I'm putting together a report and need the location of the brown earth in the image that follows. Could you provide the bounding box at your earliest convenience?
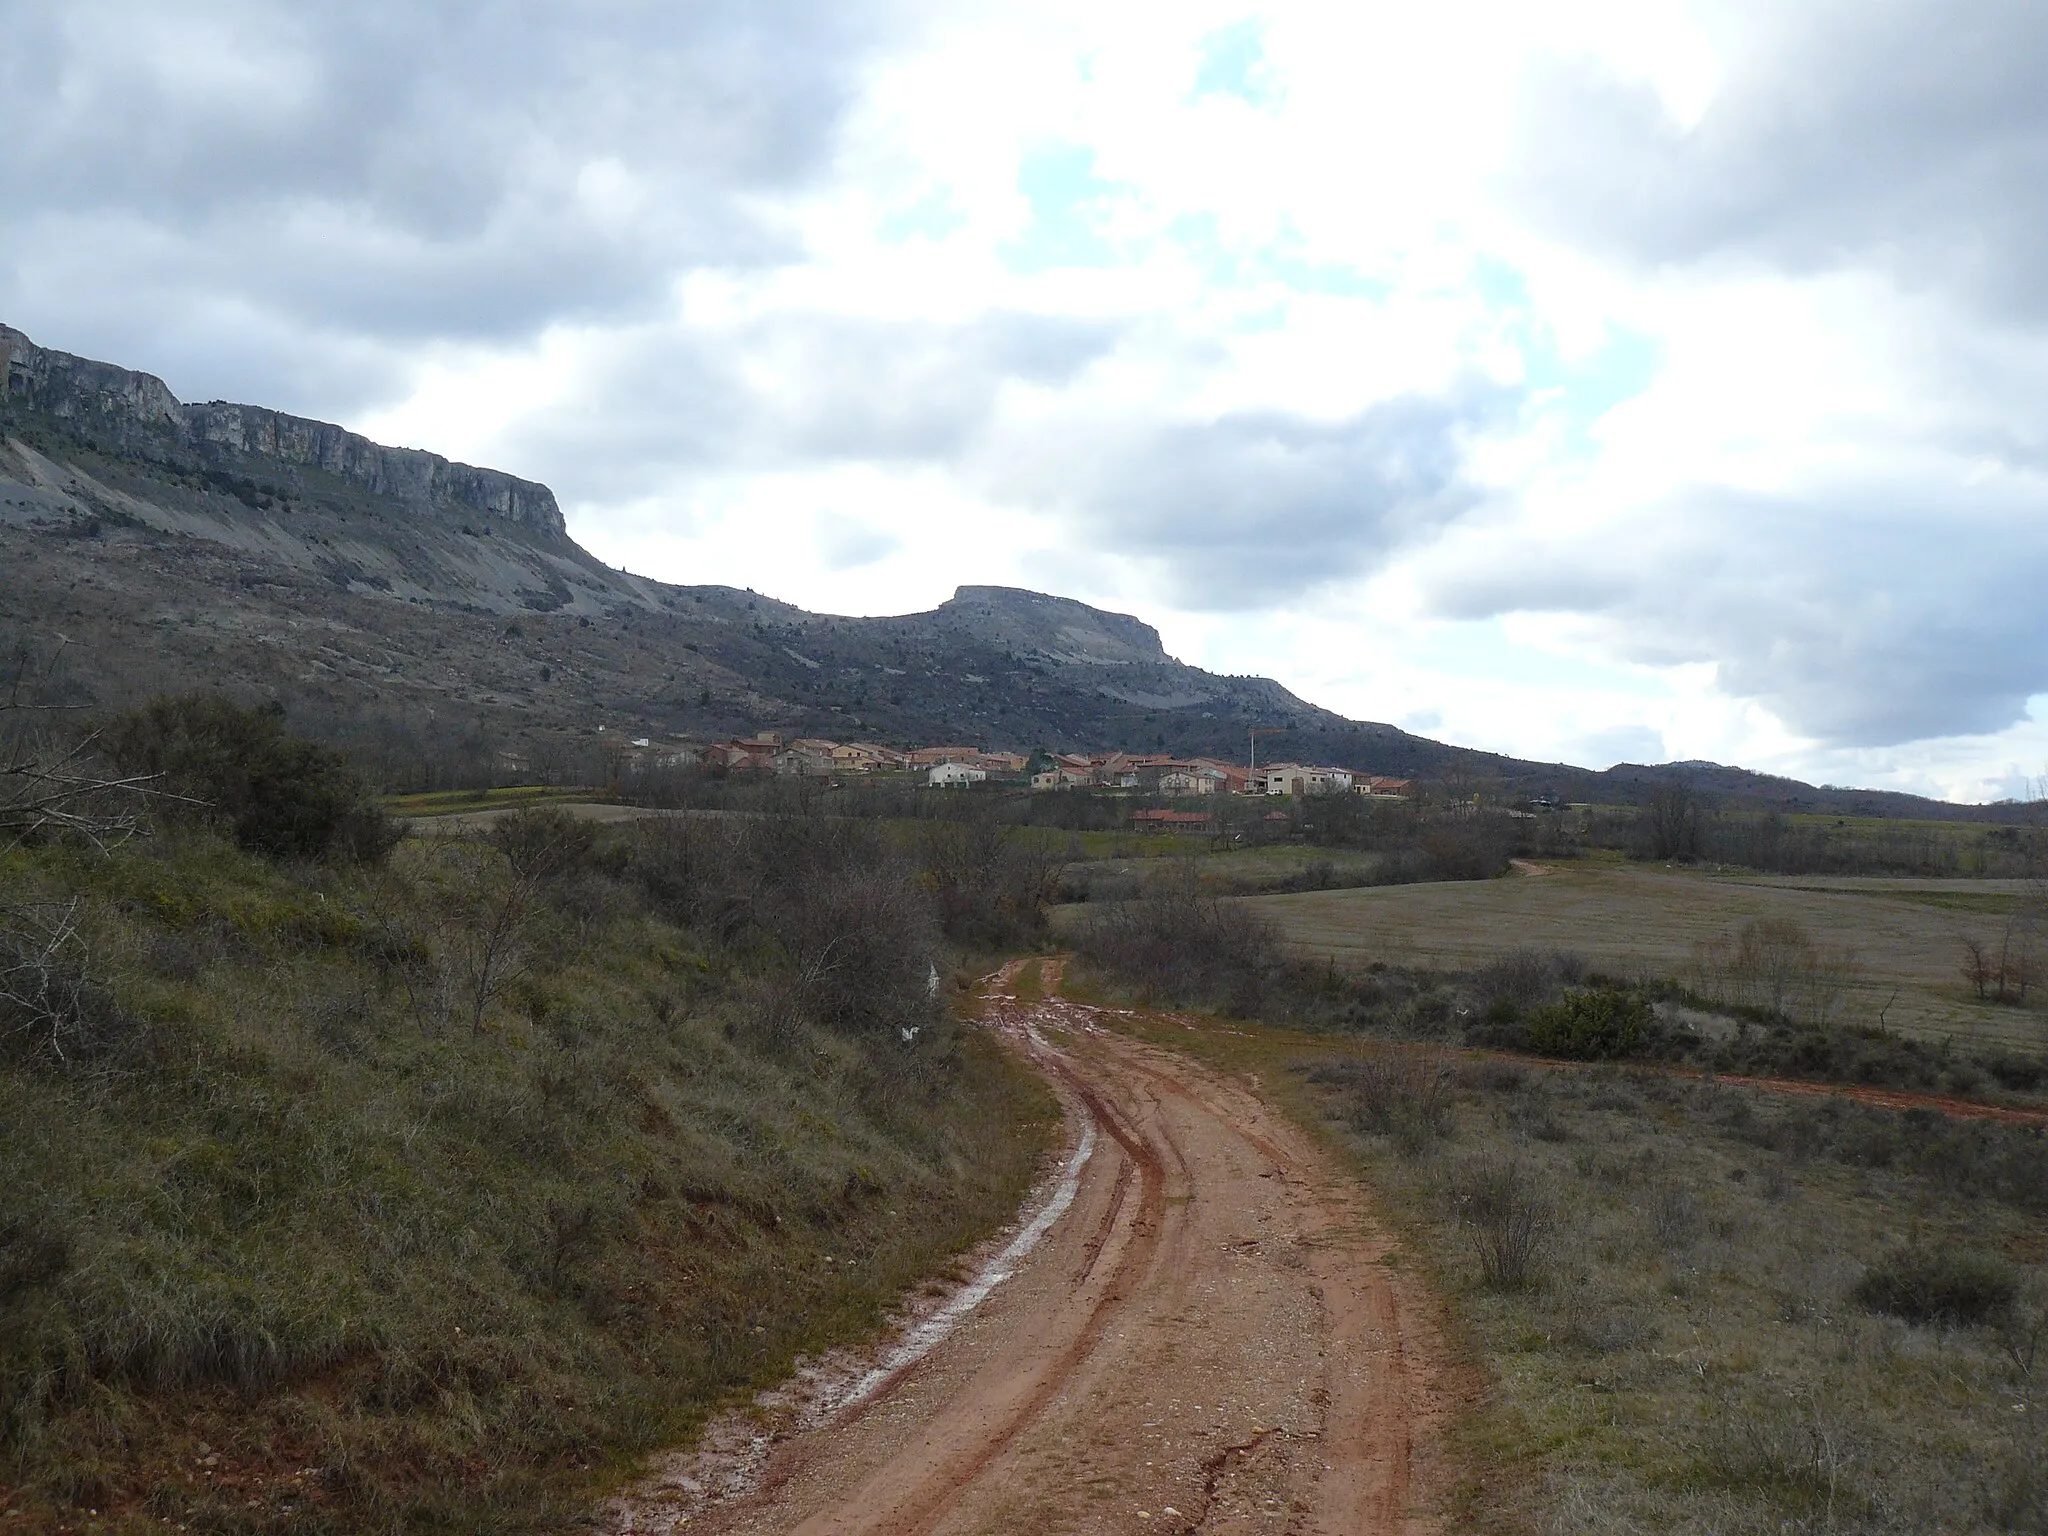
[608,961,1451,1535]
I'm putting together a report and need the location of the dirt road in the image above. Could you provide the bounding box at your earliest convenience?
[613,963,1446,1535]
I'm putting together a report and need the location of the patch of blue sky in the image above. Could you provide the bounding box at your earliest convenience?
[1000,142,1122,273]
[1262,250,1390,299]
[1165,213,1390,301]
[1469,255,1532,313]
[877,188,967,246]
[1417,617,1671,699]
[1469,255,1662,452]
[1165,213,1246,284]
[1193,19,1278,107]
[1528,327,1662,457]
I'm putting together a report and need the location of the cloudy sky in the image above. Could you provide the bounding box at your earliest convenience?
[7,0,2048,800]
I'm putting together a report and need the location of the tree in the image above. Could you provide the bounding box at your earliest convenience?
[102,693,397,862]
[1643,780,1708,861]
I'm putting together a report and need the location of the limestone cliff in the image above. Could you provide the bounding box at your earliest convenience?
[1,324,564,539]
[931,586,1169,667]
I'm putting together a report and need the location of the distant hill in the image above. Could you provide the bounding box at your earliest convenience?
[0,322,2019,818]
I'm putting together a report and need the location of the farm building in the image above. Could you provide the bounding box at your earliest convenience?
[1131,808,1213,832]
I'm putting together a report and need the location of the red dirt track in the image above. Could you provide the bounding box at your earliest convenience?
[613,961,1449,1534]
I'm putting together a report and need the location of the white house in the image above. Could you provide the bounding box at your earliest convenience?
[929,762,988,789]
[1261,764,1354,796]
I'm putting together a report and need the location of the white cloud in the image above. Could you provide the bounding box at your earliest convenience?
[9,0,2048,797]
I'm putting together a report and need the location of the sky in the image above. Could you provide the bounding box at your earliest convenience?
[7,0,2048,800]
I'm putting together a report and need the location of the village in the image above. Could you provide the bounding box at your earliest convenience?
[695,731,1413,800]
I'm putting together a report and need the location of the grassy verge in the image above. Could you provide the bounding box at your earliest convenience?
[1309,1050,2048,1534]
[1082,994,2048,1535]
[0,823,1057,1534]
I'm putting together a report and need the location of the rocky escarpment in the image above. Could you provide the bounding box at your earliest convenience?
[930,585,1170,667]
[2,324,564,538]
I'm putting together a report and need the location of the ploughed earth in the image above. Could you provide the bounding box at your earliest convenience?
[605,962,1450,1535]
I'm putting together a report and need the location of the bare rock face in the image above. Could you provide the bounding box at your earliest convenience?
[932,585,1169,667]
[1,324,565,539]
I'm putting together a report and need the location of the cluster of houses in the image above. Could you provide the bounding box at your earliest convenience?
[696,732,1412,800]
[1024,753,1409,798]
[698,733,1029,781]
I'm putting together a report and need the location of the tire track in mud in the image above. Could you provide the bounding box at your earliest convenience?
[858,1065,1170,1536]
[611,960,1448,1535]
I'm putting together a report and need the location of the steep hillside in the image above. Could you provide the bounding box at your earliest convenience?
[0,323,2009,816]
[0,324,1485,779]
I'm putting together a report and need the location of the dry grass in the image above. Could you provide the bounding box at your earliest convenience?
[1244,861,2047,1052]
[1305,1054,2048,1535]
[1105,998,2048,1536]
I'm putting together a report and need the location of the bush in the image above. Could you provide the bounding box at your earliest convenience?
[1851,1247,2018,1327]
[488,805,596,879]
[914,815,1060,950]
[103,694,397,863]
[1311,1051,1456,1154]
[1472,949,1563,1014]
[0,899,135,1070]
[1452,1156,1558,1290]
[1526,987,1652,1060]
[628,811,941,1041]
[1073,862,1282,1015]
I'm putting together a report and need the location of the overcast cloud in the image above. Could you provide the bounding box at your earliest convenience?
[6,0,2048,798]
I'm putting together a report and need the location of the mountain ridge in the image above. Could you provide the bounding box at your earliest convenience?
[0,321,2013,818]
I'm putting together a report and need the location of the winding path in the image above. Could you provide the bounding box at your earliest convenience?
[615,962,1448,1535]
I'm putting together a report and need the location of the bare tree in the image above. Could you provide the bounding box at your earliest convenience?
[0,642,160,851]
[0,897,95,1062]
[1644,781,1708,861]
[1963,935,1996,1002]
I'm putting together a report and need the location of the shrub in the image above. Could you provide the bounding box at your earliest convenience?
[103,694,397,863]
[1473,949,1561,1013]
[1073,862,1282,1016]
[1452,1156,1558,1290]
[1526,987,1652,1060]
[488,805,596,880]
[1312,1051,1456,1155]
[914,815,1060,950]
[0,899,134,1070]
[1851,1247,2018,1327]
[628,811,941,1041]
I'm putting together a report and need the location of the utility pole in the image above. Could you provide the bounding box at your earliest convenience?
[1248,726,1285,785]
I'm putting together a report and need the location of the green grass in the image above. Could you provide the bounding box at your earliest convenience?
[382,785,604,819]
[0,829,1057,1532]
[1011,827,1218,860]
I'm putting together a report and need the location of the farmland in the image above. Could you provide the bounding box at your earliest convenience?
[1242,859,2047,1052]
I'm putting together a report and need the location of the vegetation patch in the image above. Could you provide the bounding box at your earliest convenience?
[1523,986,1652,1060]
[0,779,1060,1532]
[1296,1045,2048,1535]
[1852,1247,2020,1328]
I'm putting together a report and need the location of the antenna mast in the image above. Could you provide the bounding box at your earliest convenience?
[1248,725,1285,784]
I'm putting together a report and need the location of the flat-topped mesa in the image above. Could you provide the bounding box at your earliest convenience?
[932,584,1169,666]
[1,323,566,540]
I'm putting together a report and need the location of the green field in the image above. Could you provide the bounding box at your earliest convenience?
[1242,860,2047,1052]
[382,784,606,819]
